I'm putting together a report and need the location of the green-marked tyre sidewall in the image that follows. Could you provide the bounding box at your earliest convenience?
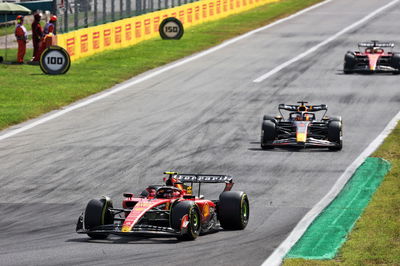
[218,191,250,230]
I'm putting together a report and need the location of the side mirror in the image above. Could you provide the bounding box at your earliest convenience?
[123,192,134,198]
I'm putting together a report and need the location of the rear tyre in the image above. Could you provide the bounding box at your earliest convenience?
[391,53,400,75]
[84,197,114,239]
[344,52,355,74]
[218,191,249,230]
[328,121,342,151]
[171,201,201,241]
[261,120,276,149]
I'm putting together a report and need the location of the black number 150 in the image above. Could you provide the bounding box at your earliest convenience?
[165,26,178,33]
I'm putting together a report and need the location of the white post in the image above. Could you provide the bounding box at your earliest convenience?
[4,13,8,62]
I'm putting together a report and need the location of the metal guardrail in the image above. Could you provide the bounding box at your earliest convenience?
[56,0,199,34]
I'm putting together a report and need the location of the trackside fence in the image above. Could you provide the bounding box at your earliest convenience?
[57,0,281,61]
[57,0,201,33]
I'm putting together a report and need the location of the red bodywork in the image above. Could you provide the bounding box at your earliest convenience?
[355,47,388,71]
[77,173,235,237]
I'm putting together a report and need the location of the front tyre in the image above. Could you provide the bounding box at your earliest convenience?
[83,197,114,239]
[329,116,342,122]
[263,115,276,122]
[171,201,201,241]
[344,52,356,74]
[328,121,343,151]
[218,191,249,230]
[261,120,276,149]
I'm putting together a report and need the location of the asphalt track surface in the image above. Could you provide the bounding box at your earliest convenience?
[0,0,399,265]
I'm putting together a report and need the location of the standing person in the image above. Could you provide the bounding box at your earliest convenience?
[43,15,57,35]
[15,15,28,64]
[40,15,57,54]
[31,13,43,62]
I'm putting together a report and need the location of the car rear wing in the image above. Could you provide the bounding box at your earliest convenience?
[358,41,395,48]
[174,174,233,184]
[164,172,234,195]
[278,104,327,112]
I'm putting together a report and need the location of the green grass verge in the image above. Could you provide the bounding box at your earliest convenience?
[0,0,322,130]
[284,121,400,265]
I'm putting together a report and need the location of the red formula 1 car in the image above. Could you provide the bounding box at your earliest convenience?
[344,41,400,74]
[261,101,342,151]
[76,172,249,241]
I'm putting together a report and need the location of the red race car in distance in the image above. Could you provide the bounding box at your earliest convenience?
[76,172,249,241]
[344,41,400,74]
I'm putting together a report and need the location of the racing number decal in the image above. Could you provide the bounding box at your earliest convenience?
[159,17,184,40]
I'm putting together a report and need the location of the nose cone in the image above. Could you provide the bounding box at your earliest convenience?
[296,132,306,143]
[368,54,380,71]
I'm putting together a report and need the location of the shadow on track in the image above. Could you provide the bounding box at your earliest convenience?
[248,141,333,152]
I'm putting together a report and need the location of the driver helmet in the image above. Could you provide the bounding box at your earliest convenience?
[172,190,181,198]
[163,191,173,199]
[146,187,156,197]
[304,114,311,121]
[295,114,302,121]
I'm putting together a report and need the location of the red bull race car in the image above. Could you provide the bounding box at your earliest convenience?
[343,41,400,74]
[76,172,249,241]
[261,101,342,151]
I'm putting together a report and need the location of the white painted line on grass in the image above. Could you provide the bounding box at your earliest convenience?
[0,0,332,142]
[253,0,400,83]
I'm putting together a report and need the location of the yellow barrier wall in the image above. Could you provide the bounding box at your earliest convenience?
[57,0,280,61]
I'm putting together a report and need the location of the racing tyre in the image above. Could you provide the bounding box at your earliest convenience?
[84,197,114,239]
[218,191,249,230]
[329,116,342,122]
[328,121,342,151]
[343,52,355,74]
[391,53,400,75]
[171,201,201,241]
[263,115,275,122]
[261,120,276,149]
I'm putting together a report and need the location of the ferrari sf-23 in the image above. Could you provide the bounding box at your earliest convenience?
[344,41,400,74]
[260,101,342,151]
[76,172,249,240]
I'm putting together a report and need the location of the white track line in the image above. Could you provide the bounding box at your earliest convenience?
[262,111,400,266]
[0,0,332,141]
[253,0,400,83]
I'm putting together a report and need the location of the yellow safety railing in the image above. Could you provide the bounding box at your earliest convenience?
[57,0,280,61]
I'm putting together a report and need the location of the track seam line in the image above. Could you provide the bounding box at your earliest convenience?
[253,0,400,83]
[0,0,332,141]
